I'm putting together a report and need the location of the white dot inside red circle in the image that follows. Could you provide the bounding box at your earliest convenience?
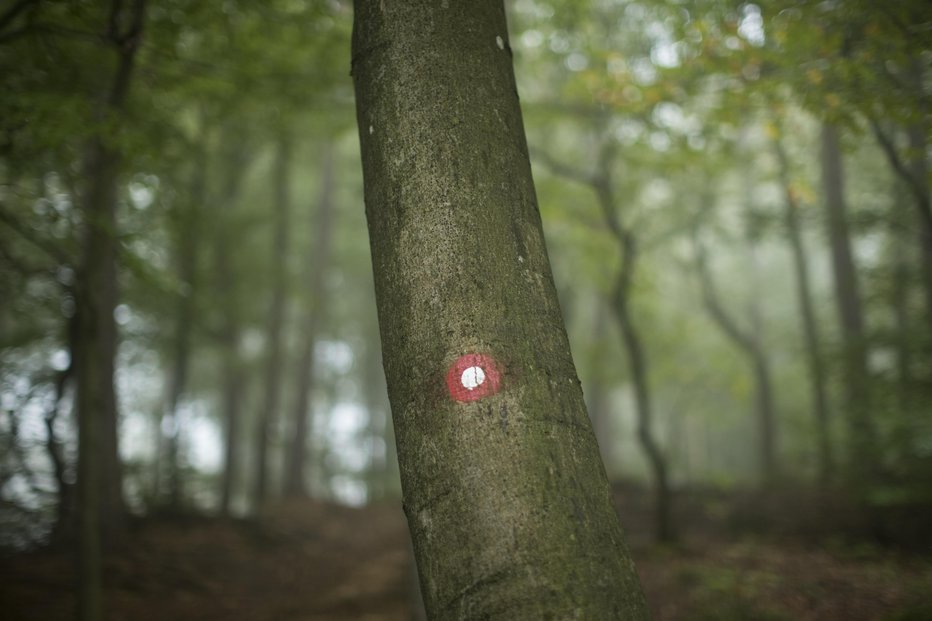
[460,366,486,391]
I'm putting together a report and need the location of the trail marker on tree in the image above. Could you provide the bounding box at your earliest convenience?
[446,353,502,402]
[351,0,648,617]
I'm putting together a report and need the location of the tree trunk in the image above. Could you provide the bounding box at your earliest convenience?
[738,147,779,488]
[351,2,648,618]
[906,122,932,329]
[890,184,914,413]
[47,358,74,542]
[162,132,207,510]
[774,137,833,486]
[283,142,335,497]
[820,123,877,483]
[906,57,932,324]
[609,254,674,543]
[694,232,778,486]
[218,310,244,517]
[254,135,292,509]
[217,140,249,516]
[888,178,917,461]
[74,1,145,618]
[75,60,128,547]
[869,61,932,323]
[600,215,674,543]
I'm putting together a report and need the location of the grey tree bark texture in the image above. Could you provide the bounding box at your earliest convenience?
[351,1,648,619]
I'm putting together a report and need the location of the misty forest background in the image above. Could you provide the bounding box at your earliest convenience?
[1,1,932,620]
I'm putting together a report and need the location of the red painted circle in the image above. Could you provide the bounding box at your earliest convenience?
[446,353,502,402]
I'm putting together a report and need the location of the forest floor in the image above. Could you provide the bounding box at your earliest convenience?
[2,486,931,621]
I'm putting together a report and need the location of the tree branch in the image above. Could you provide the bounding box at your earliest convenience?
[693,229,755,355]
[529,145,598,187]
[869,117,931,220]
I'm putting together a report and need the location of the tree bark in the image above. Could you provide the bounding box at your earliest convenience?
[820,123,877,483]
[283,142,335,497]
[774,136,833,486]
[254,135,292,509]
[351,2,648,618]
[74,1,145,618]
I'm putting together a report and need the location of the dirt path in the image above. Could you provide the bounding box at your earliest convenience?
[2,498,930,620]
[1,501,415,621]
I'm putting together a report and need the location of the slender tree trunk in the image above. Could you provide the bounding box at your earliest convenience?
[75,74,126,545]
[537,137,674,543]
[49,307,79,542]
[890,186,913,413]
[74,1,145,618]
[906,123,932,328]
[283,143,335,497]
[752,353,776,480]
[74,299,104,621]
[820,123,876,483]
[603,224,674,542]
[871,121,932,323]
[887,179,917,463]
[870,61,932,323]
[162,134,207,510]
[217,141,249,516]
[352,2,648,617]
[218,304,244,516]
[774,137,833,486]
[906,58,932,323]
[535,133,674,541]
[893,252,912,407]
[739,148,779,488]
[254,135,292,509]
[594,139,674,540]
[694,232,778,486]
[47,359,74,542]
